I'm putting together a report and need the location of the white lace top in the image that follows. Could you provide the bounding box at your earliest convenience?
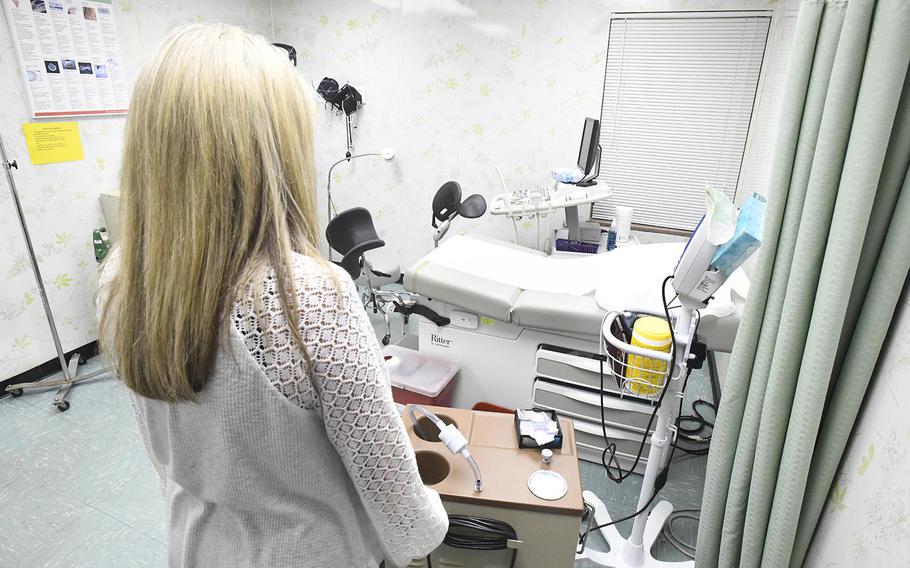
[110,253,448,567]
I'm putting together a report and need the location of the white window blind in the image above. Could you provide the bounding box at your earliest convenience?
[591,12,771,231]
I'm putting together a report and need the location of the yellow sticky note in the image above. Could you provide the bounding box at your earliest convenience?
[22,122,84,165]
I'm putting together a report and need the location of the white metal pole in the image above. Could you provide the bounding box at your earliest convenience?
[622,306,695,564]
[0,132,72,380]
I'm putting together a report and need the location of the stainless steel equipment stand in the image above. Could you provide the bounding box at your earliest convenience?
[1,132,107,411]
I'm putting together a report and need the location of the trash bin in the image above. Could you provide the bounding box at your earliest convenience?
[383,344,458,407]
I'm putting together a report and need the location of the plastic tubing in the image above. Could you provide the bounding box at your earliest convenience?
[408,405,484,493]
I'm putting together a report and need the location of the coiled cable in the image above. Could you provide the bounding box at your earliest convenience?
[662,508,701,559]
[444,515,519,568]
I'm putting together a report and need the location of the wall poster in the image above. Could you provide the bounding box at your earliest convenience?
[3,0,128,118]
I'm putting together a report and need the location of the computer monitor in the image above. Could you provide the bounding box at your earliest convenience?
[576,117,601,187]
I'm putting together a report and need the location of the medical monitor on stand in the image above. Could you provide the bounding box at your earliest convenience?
[576,117,601,187]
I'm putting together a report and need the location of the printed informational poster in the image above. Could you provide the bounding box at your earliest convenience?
[22,121,84,164]
[2,0,128,118]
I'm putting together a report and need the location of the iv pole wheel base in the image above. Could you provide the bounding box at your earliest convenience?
[576,490,694,568]
[8,388,23,398]
[55,400,70,412]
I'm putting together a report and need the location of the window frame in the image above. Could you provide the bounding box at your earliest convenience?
[590,9,774,233]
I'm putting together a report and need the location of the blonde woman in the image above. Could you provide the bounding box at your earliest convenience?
[98,24,447,567]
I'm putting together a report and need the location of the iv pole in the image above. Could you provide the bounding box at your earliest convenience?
[1,132,106,411]
[577,305,697,568]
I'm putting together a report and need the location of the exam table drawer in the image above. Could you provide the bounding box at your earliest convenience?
[571,417,652,460]
[536,345,628,396]
[532,379,655,434]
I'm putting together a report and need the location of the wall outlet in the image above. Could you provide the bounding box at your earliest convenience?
[450,310,479,330]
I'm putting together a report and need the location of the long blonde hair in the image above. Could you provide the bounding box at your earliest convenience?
[100,24,324,401]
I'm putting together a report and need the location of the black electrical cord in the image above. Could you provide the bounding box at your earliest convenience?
[581,275,681,550]
[444,515,519,568]
[672,398,713,456]
[584,276,713,548]
[677,399,715,439]
[583,460,673,542]
[669,310,719,462]
[599,356,659,483]
[674,398,714,457]
[597,275,678,483]
[677,351,720,446]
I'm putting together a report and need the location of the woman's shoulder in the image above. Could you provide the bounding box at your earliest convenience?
[288,252,351,286]
[285,253,358,308]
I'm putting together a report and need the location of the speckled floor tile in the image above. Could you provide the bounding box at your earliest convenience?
[0,476,92,564]
[18,508,167,568]
[87,464,167,544]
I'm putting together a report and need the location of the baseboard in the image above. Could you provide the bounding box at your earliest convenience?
[1,341,99,396]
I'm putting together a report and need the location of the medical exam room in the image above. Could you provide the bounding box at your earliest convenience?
[2,0,909,566]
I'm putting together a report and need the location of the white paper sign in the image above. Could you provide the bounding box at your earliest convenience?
[3,0,129,119]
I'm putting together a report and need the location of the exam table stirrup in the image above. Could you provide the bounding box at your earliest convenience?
[326,207,449,344]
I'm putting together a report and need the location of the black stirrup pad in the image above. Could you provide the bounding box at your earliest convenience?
[432,181,463,226]
[326,207,386,280]
[457,193,487,219]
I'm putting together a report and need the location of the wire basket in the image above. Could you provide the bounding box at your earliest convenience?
[602,311,675,403]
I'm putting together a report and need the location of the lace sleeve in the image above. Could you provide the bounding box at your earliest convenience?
[294,258,448,566]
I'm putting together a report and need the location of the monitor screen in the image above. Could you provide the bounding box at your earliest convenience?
[577,117,600,175]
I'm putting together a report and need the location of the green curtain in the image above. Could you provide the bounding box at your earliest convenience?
[695,1,910,567]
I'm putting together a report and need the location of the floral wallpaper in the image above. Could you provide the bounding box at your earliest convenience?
[278,0,799,266]
[0,0,799,381]
[0,1,272,380]
[805,294,910,567]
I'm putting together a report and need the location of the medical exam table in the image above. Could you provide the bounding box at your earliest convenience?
[403,234,747,468]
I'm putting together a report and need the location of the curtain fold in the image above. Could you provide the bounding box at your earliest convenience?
[790,76,910,567]
[695,1,910,566]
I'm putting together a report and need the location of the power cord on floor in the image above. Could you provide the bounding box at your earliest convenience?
[578,462,672,550]
[662,508,701,559]
[677,399,715,440]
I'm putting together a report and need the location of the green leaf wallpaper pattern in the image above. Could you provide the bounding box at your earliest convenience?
[858,444,875,476]
[807,299,910,567]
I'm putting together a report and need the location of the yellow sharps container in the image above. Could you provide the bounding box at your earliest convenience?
[625,316,672,397]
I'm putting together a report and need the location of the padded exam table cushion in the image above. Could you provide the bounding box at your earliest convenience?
[404,234,747,347]
[405,261,520,323]
[404,234,619,335]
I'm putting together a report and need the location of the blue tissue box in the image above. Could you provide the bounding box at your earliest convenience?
[711,192,766,276]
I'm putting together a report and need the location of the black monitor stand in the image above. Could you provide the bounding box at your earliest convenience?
[574,145,601,187]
